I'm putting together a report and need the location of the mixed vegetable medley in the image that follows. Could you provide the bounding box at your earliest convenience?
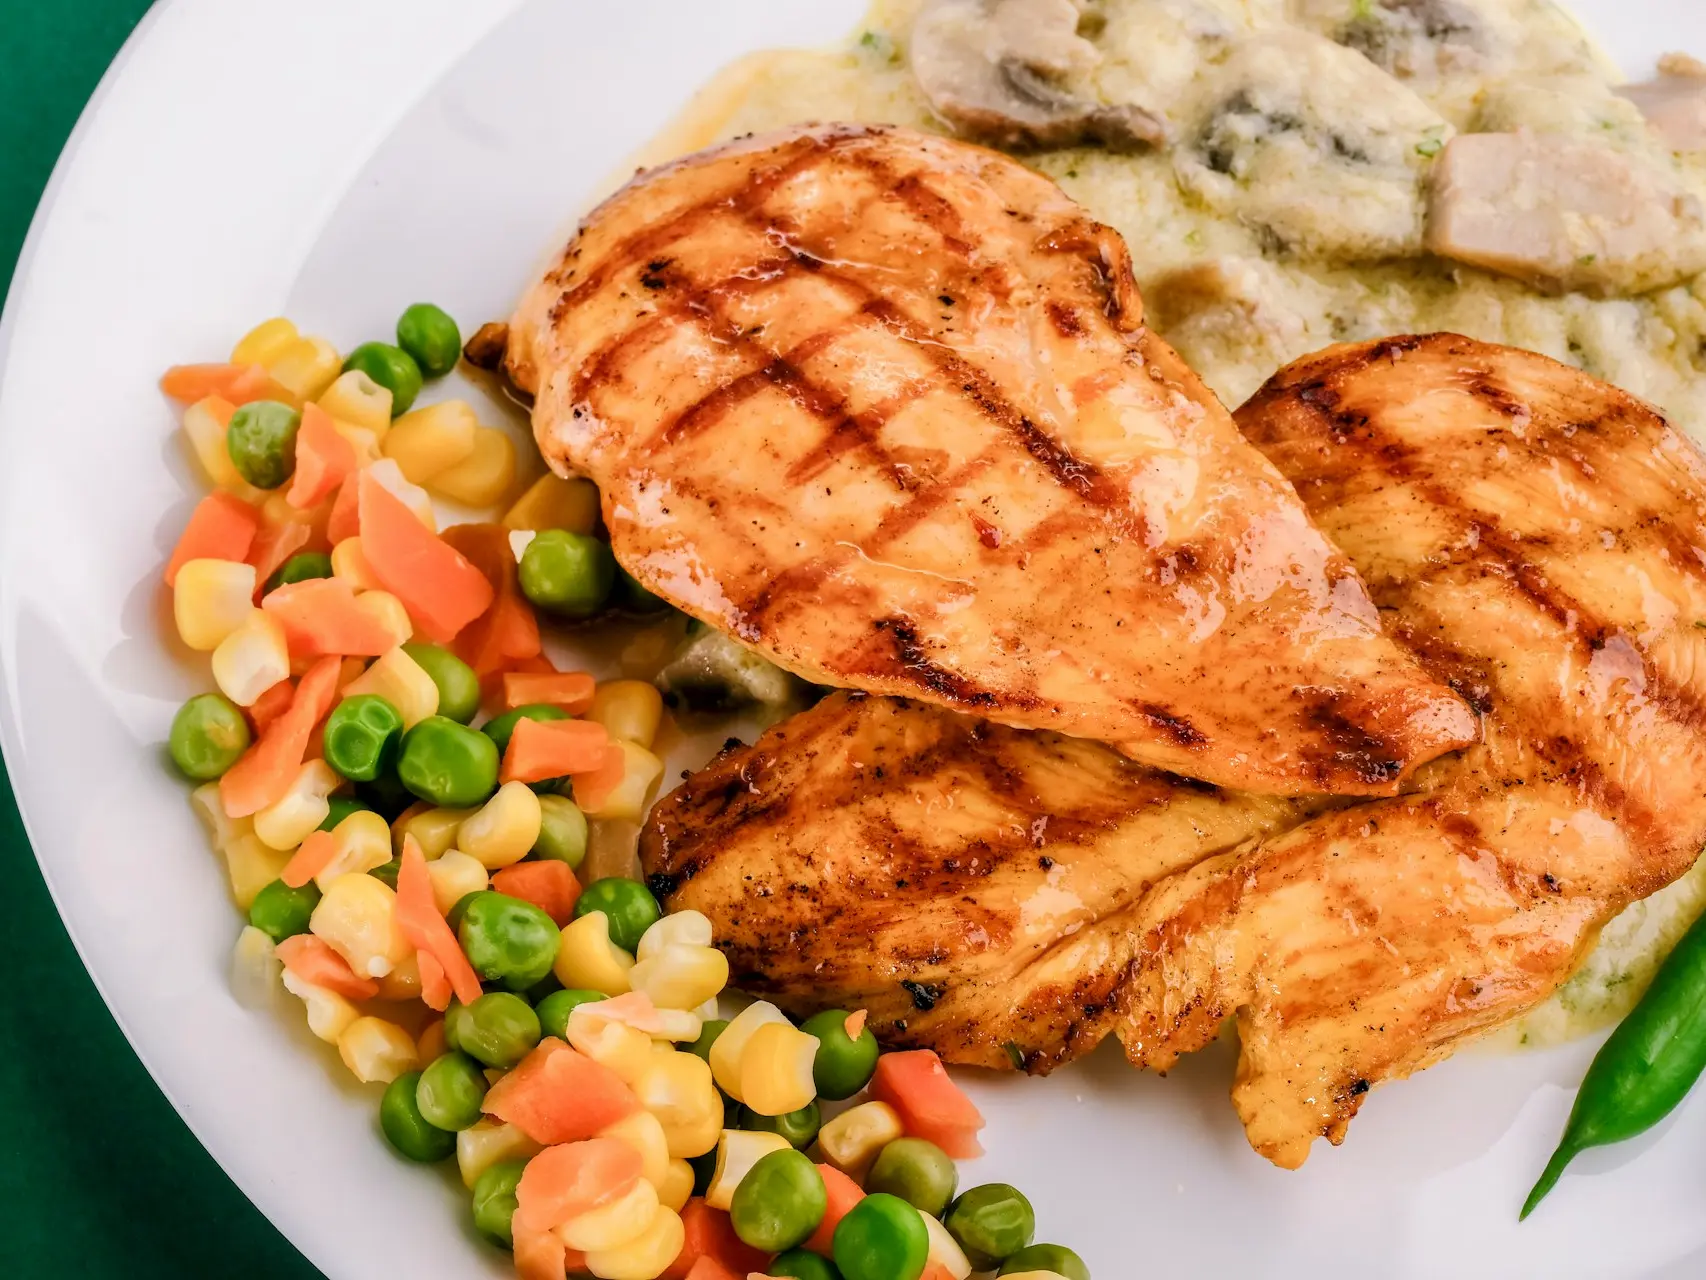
[156,308,1090,1279]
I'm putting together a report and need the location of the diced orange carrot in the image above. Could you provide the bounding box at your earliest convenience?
[247,519,312,595]
[512,1225,567,1280]
[682,1259,741,1280]
[395,837,484,1008]
[247,679,295,735]
[418,950,452,1013]
[515,1138,645,1234]
[261,577,399,658]
[804,1164,865,1256]
[275,934,380,1001]
[921,1265,958,1280]
[326,473,363,545]
[569,740,628,813]
[279,829,338,889]
[502,718,612,785]
[164,493,259,587]
[664,1200,769,1279]
[160,362,287,406]
[287,403,358,510]
[359,472,493,642]
[220,656,341,817]
[868,1049,986,1159]
[502,671,596,714]
[443,523,541,676]
[844,1010,868,1040]
[491,860,582,927]
[482,1038,640,1145]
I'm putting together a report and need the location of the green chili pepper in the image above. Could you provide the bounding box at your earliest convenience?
[1522,907,1706,1218]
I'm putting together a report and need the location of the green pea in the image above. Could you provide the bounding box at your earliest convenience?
[456,991,541,1069]
[472,1158,527,1249]
[866,1138,957,1219]
[343,341,423,416]
[442,998,473,1054]
[688,1019,728,1065]
[519,529,615,619]
[415,1051,489,1132]
[400,643,481,724]
[770,1251,843,1280]
[459,891,561,990]
[226,399,301,489]
[730,1149,826,1253]
[399,715,499,807]
[368,858,401,890]
[800,1010,881,1101]
[571,878,661,954]
[380,1072,456,1163]
[616,565,670,614]
[533,795,589,868]
[320,795,375,831]
[536,988,608,1041]
[322,694,405,783]
[396,303,463,379]
[247,878,321,943]
[832,1193,928,1280]
[1000,1244,1091,1280]
[446,891,480,935]
[168,693,251,781]
[944,1184,1034,1270]
[737,1100,822,1150]
[265,551,334,593]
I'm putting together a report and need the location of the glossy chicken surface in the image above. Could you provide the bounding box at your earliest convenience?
[509,124,1475,795]
[644,335,1706,1169]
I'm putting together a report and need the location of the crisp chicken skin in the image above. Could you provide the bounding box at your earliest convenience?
[509,123,1475,796]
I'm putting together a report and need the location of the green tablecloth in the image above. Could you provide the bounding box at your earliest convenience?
[0,4,320,1274]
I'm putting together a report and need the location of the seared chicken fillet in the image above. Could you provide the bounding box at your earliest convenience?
[509,124,1475,796]
[644,335,1706,1169]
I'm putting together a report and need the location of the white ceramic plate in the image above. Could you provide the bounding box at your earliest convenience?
[3,2,1703,1277]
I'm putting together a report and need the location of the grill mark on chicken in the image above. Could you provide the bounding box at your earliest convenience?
[872,618,1003,709]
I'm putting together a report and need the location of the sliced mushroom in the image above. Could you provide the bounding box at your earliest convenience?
[1425,130,1706,293]
[910,0,1168,152]
[1617,54,1706,153]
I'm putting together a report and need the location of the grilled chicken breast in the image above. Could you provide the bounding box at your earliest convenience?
[509,124,1475,795]
[643,335,1706,1169]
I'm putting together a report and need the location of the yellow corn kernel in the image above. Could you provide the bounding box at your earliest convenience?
[432,426,517,507]
[383,399,477,485]
[253,759,341,850]
[502,472,601,533]
[588,681,663,750]
[705,1130,792,1212]
[567,1013,654,1085]
[229,924,281,1011]
[316,369,393,435]
[337,1016,418,1084]
[582,1202,684,1280]
[417,1017,447,1064]
[173,559,257,651]
[599,1109,670,1191]
[330,537,382,590]
[636,910,713,962]
[191,781,252,850]
[707,1000,790,1102]
[924,1213,973,1279]
[311,872,411,978]
[391,803,473,861]
[458,782,542,871]
[378,951,422,1002]
[368,458,437,529]
[557,1177,658,1253]
[343,646,439,728]
[818,1101,904,1182]
[353,590,413,648]
[181,397,266,500]
[658,1160,694,1214]
[428,849,489,914]
[314,809,393,888]
[232,316,300,366]
[632,1050,723,1159]
[222,833,292,910]
[738,1022,819,1117]
[281,968,360,1043]
[554,911,635,996]
[577,740,664,823]
[457,1119,543,1189]
[211,610,290,707]
[629,944,728,1013]
[270,335,343,401]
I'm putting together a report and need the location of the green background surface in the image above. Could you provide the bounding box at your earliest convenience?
[0,3,321,1275]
